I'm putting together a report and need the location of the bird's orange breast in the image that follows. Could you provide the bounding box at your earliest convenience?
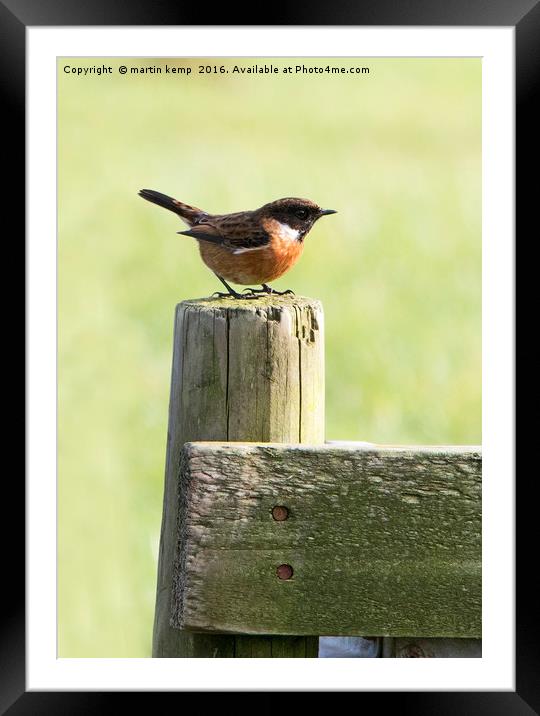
[198,220,304,285]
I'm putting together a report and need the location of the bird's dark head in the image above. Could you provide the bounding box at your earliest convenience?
[259,197,337,241]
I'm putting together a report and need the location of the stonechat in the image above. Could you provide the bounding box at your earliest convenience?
[138,189,337,298]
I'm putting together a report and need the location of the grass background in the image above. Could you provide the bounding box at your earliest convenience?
[58,57,481,656]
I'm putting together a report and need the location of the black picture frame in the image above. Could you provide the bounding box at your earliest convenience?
[11,0,528,711]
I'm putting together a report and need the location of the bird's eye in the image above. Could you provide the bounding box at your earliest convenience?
[295,208,308,219]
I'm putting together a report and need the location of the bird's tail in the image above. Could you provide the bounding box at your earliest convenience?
[138,189,205,226]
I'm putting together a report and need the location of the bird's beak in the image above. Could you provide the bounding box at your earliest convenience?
[319,209,337,216]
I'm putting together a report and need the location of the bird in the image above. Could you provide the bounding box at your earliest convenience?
[138,189,337,298]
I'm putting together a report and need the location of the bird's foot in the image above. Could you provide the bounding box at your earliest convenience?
[243,284,295,296]
[242,287,265,295]
[269,288,295,296]
[211,290,260,300]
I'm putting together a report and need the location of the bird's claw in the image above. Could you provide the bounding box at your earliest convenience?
[211,290,260,300]
[272,288,295,296]
[261,288,295,296]
[242,285,295,296]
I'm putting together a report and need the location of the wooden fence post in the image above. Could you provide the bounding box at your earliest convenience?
[152,296,324,657]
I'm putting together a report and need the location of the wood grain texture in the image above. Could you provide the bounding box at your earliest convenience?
[383,637,482,658]
[172,443,481,637]
[152,296,324,657]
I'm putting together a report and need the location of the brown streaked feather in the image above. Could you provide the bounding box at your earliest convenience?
[179,218,270,252]
[178,223,224,245]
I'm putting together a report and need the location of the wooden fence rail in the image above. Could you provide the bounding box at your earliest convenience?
[173,442,481,637]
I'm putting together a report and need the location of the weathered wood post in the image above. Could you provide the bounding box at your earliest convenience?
[153,296,324,657]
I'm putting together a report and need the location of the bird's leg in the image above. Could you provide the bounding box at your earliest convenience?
[212,275,260,300]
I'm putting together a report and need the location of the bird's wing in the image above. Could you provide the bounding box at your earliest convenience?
[178,224,224,244]
[178,218,270,253]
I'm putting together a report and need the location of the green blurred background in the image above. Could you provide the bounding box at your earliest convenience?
[58,57,481,656]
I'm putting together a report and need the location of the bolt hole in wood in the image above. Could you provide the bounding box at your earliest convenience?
[276,564,294,580]
[271,505,289,521]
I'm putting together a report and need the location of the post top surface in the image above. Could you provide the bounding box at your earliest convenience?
[178,295,322,311]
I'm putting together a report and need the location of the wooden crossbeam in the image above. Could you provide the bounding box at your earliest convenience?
[172,442,481,638]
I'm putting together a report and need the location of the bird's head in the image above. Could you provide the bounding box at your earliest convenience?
[259,198,337,241]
